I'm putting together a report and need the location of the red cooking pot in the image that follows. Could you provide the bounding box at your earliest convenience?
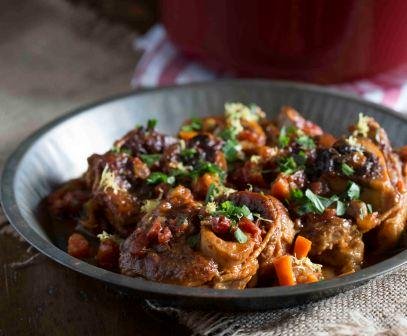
[161,0,407,83]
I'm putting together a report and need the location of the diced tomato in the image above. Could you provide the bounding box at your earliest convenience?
[238,217,260,236]
[210,216,231,234]
[67,233,90,259]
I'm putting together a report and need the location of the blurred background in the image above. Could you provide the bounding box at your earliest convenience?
[2,0,407,178]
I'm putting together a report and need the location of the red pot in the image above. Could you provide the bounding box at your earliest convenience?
[161,0,407,83]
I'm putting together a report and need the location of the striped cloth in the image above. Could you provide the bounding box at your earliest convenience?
[132,25,407,113]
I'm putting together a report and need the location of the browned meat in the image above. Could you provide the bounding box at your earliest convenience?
[114,126,177,156]
[300,213,364,274]
[67,233,90,259]
[277,106,323,136]
[47,179,90,218]
[120,239,218,286]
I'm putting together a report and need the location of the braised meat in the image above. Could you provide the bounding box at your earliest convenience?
[45,103,406,289]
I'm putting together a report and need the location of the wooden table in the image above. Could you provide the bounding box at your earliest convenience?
[0,1,189,334]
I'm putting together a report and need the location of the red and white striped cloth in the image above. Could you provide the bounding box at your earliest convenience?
[132,25,407,113]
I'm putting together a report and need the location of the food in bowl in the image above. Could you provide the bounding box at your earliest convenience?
[45,103,407,288]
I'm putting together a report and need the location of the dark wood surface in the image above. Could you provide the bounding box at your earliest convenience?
[0,206,190,336]
[0,1,189,335]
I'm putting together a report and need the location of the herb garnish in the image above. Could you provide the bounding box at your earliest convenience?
[180,147,197,159]
[296,135,315,150]
[140,154,161,167]
[341,163,354,176]
[181,118,202,132]
[147,118,157,131]
[346,182,360,200]
[146,172,175,185]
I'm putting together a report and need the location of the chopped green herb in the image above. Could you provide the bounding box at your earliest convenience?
[180,147,197,159]
[336,200,347,216]
[192,161,226,181]
[217,201,253,221]
[291,188,304,200]
[147,118,157,130]
[205,183,219,203]
[305,189,329,214]
[341,163,355,176]
[367,203,373,213]
[181,118,202,132]
[297,135,315,150]
[278,126,289,148]
[147,172,175,185]
[294,151,307,166]
[234,228,248,244]
[346,182,361,200]
[278,156,298,175]
[223,138,241,162]
[140,154,161,167]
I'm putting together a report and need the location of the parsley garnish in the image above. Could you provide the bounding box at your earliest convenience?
[147,118,157,131]
[146,172,175,185]
[223,138,241,162]
[297,135,315,150]
[180,147,197,159]
[205,183,219,203]
[336,200,347,216]
[290,188,304,200]
[278,126,289,148]
[192,161,226,181]
[216,201,253,221]
[367,203,373,213]
[341,163,354,176]
[234,227,248,243]
[346,182,360,200]
[278,151,307,175]
[140,154,161,167]
[181,118,202,132]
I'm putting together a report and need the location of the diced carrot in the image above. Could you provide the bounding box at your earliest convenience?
[305,274,319,283]
[317,133,336,148]
[294,235,312,259]
[273,255,296,286]
[270,175,290,200]
[178,130,198,140]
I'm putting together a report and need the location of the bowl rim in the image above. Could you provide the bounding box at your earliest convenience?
[1,79,406,301]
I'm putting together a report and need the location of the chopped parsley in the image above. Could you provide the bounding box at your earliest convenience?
[140,154,161,167]
[192,161,226,181]
[367,203,373,213]
[234,227,248,243]
[146,172,175,185]
[346,182,361,200]
[278,151,306,175]
[290,188,304,200]
[181,118,202,132]
[223,138,241,162]
[147,118,157,131]
[278,126,290,148]
[205,183,219,203]
[336,200,347,216]
[180,147,197,159]
[296,135,315,150]
[341,163,354,176]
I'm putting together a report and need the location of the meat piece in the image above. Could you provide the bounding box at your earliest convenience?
[96,238,120,270]
[277,106,323,136]
[238,119,266,152]
[300,214,364,274]
[210,192,296,287]
[200,226,257,269]
[186,133,226,169]
[114,127,177,156]
[374,193,407,252]
[67,233,90,259]
[47,179,90,218]
[120,238,218,286]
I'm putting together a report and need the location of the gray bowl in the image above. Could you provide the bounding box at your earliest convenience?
[1,80,406,310]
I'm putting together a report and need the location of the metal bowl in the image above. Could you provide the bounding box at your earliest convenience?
[1,80,406,310]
